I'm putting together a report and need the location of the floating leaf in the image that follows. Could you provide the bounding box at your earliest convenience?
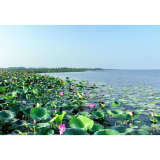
[69,115,94,131]
[94,129,119,135]
[30,108,50,121]
[0,110,15,121]
[63,128,89,135]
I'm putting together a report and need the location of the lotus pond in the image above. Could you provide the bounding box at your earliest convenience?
[0,70,160,135]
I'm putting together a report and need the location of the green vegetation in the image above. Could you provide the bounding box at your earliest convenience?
[0,68,104,73]
[0,70,159,135]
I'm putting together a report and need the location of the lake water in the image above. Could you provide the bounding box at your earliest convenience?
[41,70,160,91]
[41,70,160,134]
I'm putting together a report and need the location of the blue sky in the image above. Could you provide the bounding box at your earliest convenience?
[0,25,160,69]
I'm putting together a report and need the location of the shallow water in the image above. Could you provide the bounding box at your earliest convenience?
[41,69,160,91]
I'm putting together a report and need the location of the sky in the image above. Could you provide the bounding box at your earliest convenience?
[0,25,160,69]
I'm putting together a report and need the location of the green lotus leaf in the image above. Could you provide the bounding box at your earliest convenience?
[0,110,16,121]
[22,133,28,135]
[36,122,50,129]
[134,121,146,126]
[30,108,50,121]
[1,95,14,100]
[33,89,39,95]
[65,115,76,120]
[150,119,157,123]
[130,125,138,128]
[19,132,34,136]
[0,86,7,93]
[36,128,54,135]
[78,112,91,118]
[154,116,160,122]
[111,125,126,133]
[140,125,151,131]
[90,124,104,132]
[132,110,141,117]
[110,109,123,116]
[94,129,119,135]
[50,111,66,123]
[69,115,94,131]
[45,102,54,108]
[12,120,27,129]
[17,89,25,94]
[125,113,138,120]
[123,132,136,136]
[63,128,89,135]
[138,129,149,135]
[12,100,20,105]
[112,101,122,107]
[92,111,107,119]
[9,106,21,112]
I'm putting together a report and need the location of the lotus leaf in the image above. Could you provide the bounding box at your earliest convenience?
[36,122,50,129]
[134,121,146,126]
[138,129,149,135]
[90,124,104,132]
[78,112,91,118]
[110,109,123,116]
[9,106,21,112]
[0,86,7,93]
[50,111,66,124]
[111,125,126,133]
[30,108,50,121]
[36,128,54,135]
[12,120,27,129]
[94,129,119,135]
[63,128,89,135]
[1,95,14,100]
[69,115,94,131]
[92,111,107,119]
[112,101,122,107]
[0,110,16,121]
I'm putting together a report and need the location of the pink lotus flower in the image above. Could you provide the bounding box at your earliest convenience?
[37,80,39,82]
[100,99,104,102]
[59,124,66,135]
[89,104,95,108]
[87,92,90,94]
[74,93,76,94]
[30,82,33,84]
[59,92,63,96]
[9,79,12,81]
[62,80,64,82]
[68,83,70,85]
[151,112,154,117]
[22,100,26,104]
[103,93,106,95]
[82,93,84,95]
[40,82,43,84]
[71,87,74,89]
[131,110,133,114]
[34,119,36,124]
[46,87,48,89]
[92,83,94,85]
